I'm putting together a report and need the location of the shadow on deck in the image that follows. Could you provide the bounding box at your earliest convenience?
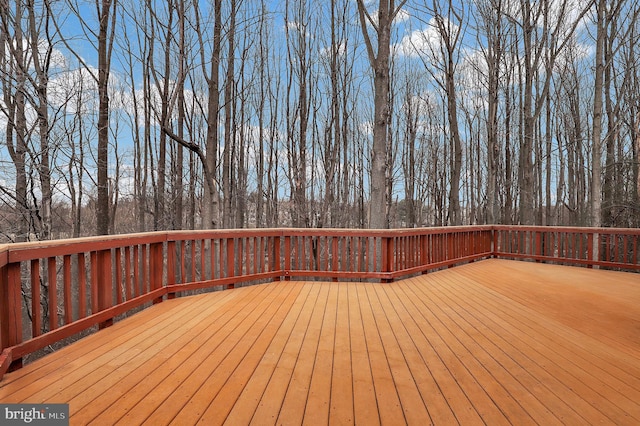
[1,259,639,425]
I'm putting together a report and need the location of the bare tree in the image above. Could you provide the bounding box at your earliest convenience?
[356,0,408,229]
[96,0,117,235]
[591,0,606,229]
[0,0,29,241]
[476,0,506,224]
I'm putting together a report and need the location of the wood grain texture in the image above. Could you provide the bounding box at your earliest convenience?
[0,259,639,425]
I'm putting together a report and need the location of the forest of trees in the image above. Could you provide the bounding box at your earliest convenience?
[1,0,639,243]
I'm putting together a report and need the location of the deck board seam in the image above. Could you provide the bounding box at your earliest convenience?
[436,264,640,423]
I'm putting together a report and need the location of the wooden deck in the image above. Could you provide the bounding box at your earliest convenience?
[1,259,639,425]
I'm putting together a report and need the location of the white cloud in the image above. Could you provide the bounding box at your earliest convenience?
[365,7,412,27]
[320,39,347,58]
[359,120,373,137]
[394,8,411,23]
[49,66,99,113]
[393,17,459,59]
[34,39,68,70]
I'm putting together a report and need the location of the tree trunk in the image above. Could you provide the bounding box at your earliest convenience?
[202,0,222,230]
[591,0,605,229]
[355,0,406,229]
[97,0,115,236]
[222,0,237,228]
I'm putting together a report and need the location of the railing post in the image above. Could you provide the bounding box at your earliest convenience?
[274,235,281,281]
[331,236,339,282]
[1,262,23,371]
[226,238,235,289]
[47,257,58,331]
[150,242,164,303]
[420,235,428,274]
[447,232,455,268]
[284,235,291,281]
[382,236,394,283]
[167,241,177,299]
[588,233,595,268]
[97,249,113,329]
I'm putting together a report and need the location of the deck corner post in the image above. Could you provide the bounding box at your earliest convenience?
[382,236,394,283]
[273,235,281,281]
[284,235,291,281]
[97,249,113,329]
[588,232,598,269]
[0,261,23,371]
[167,240,177,299]
[331,236,339,282]
[150,242,164,303]
[226,238,235,289]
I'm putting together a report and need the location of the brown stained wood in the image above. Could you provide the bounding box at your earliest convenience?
[220,282,314,425]
[0,296,198,400]
[188,282,302,425]
[302,282,338,424]
[77,253,86,320]
[67,291,240,423]
[328,284,354,425]
[1,260,639,425]
[422,271,616,424]
[347,283,381,426]
[355,284,405,424]
[106,284,283,425]
[276,284,330,425]
[364,284,431,425]
[30,259,41,338]
[161,283,297,424]
[244,283,322,424]
[47,257,57,331]
[461,260,640,354]
[115,249,123,305]
[63,255,72,325]
[403,276,557,425]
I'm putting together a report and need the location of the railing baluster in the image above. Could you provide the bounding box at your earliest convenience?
[63,255,72,325]
[124,247,132,300]
[181,241,187,283]
[78,253,86,318]
[252,237,258,275]
[245,237,250,275]
[97,249,113,329]
[115,249,123,305]
[48,257,58,331]
[284,236,291,280]
[201,240,207,281]
[2,262,23,370]
[150,242,163,303]
[189,241,196,283]
[142,244,149,294]
[133,245,140,297]
[167,241,176,296]
[227,238,235,289]
[1,225,638,380]
[212,238,216,280]
[31,259,41,337]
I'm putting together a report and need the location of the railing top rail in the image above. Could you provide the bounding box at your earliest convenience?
[5,232,167,263]
[0,225,638,264]
[0,245,7,268]
[492,225,640,235]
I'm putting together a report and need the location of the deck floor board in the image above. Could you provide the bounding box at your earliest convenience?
[1,259,639,425]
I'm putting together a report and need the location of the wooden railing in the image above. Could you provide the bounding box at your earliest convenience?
[494,226,640,270]
[0,225,637,379]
